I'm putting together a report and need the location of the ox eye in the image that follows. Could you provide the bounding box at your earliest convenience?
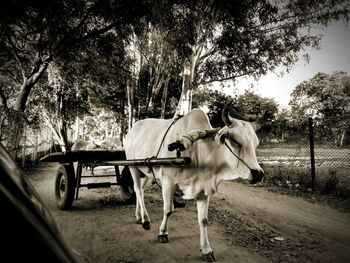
[229,137,241,147]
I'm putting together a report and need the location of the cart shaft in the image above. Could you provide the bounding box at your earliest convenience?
[95,156,191,167]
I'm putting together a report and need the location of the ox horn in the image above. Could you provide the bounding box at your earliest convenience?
[222,102,263,127]
[222,102,243,126]
[251,110,269,131]
[221,102,233,126]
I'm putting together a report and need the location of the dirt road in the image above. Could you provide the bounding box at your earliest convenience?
[27,163,350,263]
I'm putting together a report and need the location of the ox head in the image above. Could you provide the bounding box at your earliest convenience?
[215,104,264,184]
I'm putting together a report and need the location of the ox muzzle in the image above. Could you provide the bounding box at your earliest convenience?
[250,169,264,184]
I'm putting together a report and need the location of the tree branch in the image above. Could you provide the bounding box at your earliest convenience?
[42,109,62,142]
[199,70,255,85]
[15,59,49,112]
[71,0,104,35]
[2,23,26,82]
[253,2,345,33]
[199,43,218,62]
[75,21,120,43]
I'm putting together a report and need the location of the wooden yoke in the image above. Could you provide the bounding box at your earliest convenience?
[168,128,220,153]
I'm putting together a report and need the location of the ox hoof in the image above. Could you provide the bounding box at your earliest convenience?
[158,234,169,243]
[142,221,151,230]
[201,251,216,262]
[135,218,142,224]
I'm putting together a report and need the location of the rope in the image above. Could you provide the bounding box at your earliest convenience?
[144,156,162,189]
[148,117,180,189]
[155,118,179,157]
[224,139,252,171]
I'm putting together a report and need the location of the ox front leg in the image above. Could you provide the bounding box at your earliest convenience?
[130,168,151,230]
[197,195,215,262]
[158,178,176,243]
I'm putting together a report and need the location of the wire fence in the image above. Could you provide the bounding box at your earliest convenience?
[2,109,349,197]
[257,118,350,197]
[14,125,57,168]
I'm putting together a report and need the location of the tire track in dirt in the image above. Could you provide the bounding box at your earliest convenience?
[211,182,350,263]
[27,163,350,262]
[208,202,311,262]
[28,163,265,262]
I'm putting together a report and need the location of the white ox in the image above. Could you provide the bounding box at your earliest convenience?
[124,108,264,262]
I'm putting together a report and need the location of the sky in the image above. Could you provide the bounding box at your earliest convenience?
[216,21,350,109]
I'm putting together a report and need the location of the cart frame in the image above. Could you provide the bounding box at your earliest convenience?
[40,150,191,210]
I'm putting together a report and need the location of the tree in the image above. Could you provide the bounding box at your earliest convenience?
[151,0,349,115]
[193,88,278,128]
[1,0,349,159]
[9,28,130,153]
[192,87,232,127]
[122,22,183,124]
[0,0,148,157]
[289,71,350,146]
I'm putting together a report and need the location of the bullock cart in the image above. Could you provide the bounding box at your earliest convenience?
[40,150,191,210]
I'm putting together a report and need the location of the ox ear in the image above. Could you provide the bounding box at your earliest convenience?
[219,133,227,144]
[215,128,229,144]
[221,102,232,126]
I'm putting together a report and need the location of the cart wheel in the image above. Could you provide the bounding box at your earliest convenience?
[55,164,75,210]
[120,166,136,203]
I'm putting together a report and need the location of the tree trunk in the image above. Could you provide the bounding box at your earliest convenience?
[148,91,156,111]
[32,134,38,162]
[339,129,346,148]
[148,71,163,111]
[15,61,49,112]
[127,83,134,130]
[175,60,192,116]
[74,116,80,141]
[45,62,69,152]
[42,110,68,152]
[5,110,25,159]
[21,122,27,167]
[58,124,68,152]
[105,126,109,139]
[160,79,170,119]
[174,44,202,117]
[119,109,125,143]
[5,61,49,158]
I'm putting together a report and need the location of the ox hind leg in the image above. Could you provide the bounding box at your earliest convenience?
[197,195,215,262]
[129,167,151,230]
[158,177,176,243]
[134,176,149,224]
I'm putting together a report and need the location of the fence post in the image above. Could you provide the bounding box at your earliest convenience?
[308,117,316,190]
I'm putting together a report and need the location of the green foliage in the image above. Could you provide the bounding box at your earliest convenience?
[270,107,307,143]
[79,108,120,141]
[193,88,278,128]
[1,0,349,155]
[192,87,232,127]
[0,1,142,147]
[233,90,278,121]
[0,0,146,106]
[290,71,350,145]
[129,23,183,117]
[149,0,350,87]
